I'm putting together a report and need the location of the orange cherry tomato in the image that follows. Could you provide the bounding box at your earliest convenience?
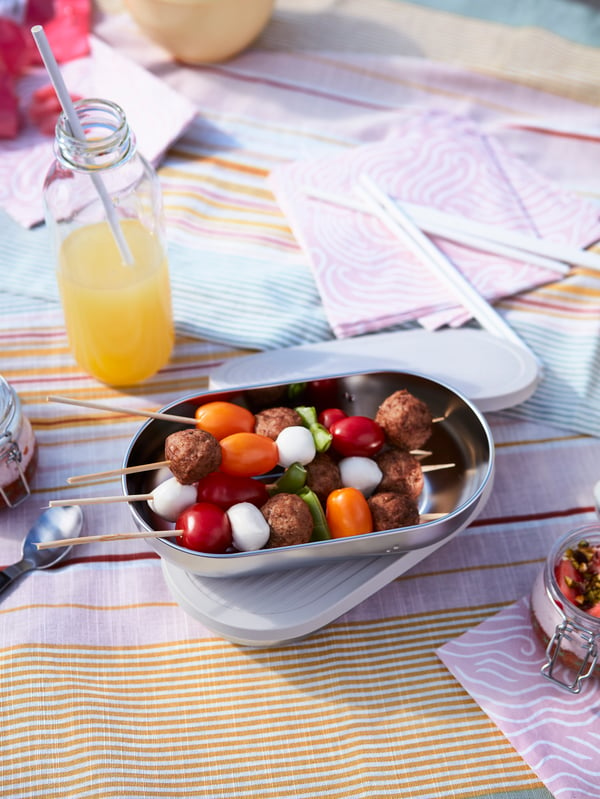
[326,487,373,538]
[195,401,255,441]
[219,432,279,477]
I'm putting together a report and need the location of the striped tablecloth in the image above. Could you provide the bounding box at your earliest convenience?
[4,296,600,799]
[1,2,600,798]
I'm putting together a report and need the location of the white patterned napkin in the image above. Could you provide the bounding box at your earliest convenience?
[437,596,600,798]
[269,110,600,337]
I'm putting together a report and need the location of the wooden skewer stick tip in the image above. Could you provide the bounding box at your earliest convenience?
[48,493,154,507]
[67,461,171,484]
[46,395,196,426]
[35,529,182,549]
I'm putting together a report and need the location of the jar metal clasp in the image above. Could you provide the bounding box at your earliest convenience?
[541,619,598,694]
[0,433,31,509]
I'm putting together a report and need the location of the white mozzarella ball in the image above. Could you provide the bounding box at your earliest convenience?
[275,425,316,468]
[227,502,270,552]
[148,466,174,491]
[148,476,197,522]
[339,456,382,497]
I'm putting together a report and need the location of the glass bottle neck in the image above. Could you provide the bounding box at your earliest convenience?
[55,98,136,172]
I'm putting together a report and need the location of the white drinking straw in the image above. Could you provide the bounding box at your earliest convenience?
[31,25,134,266]
[302,186,597,275]
[355,174,532,354]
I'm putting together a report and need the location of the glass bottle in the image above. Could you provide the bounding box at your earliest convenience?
[0,376,38,510]
[530,524,600,693]
[42,98,174,386]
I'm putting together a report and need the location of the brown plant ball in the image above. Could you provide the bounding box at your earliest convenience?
[368,491,420,531]
[164,428,221,485]
[305,452,342,505]
[254,406,302,440]
[243,385,288,411]
[374,448,423,500]
[374,389,433,451]
[261,492,314,548]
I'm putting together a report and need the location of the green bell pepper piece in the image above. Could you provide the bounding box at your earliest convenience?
[298,486,331,541]
[267,462,307,496]
[294,405,332,452]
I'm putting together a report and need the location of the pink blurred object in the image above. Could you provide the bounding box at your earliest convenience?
[0,0,90,138]
[27,83,82,135]
[0,17,32,76]
[0,67,19,138]
[26,0,90,64]
[0,35,197,226]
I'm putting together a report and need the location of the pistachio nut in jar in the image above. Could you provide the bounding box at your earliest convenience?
[0,376,38,509]
[530,524,600,693]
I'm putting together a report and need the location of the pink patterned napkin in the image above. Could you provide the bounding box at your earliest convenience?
[269,110,600,337]
[0,35,196,227]
[437,596,600,798]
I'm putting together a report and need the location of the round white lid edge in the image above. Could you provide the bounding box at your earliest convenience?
[210,328,541,412]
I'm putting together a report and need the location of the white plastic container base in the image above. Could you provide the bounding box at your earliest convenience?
[159,328,539,645]
[162,532,458,646]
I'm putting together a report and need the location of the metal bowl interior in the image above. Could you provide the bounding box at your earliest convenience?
[123,370,494,577]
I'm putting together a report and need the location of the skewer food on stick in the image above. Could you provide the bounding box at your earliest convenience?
[68,461,170,484]
[36,529,182,549]
[47,395,197,425]
[53,387,455,554]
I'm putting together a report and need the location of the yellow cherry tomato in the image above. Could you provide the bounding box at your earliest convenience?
[326,487,373,538]
[195,401,255,441]
[219,432,279,477]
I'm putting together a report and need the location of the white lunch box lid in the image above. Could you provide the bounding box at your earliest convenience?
[209,328,540,412]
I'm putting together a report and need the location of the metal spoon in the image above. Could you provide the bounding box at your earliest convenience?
[0,505,84,596]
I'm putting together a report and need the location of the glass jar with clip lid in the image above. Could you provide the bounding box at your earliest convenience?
[0,376,38,510]
[530,524,600,693]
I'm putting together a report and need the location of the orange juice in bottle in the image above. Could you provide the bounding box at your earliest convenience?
[43,98,174,386]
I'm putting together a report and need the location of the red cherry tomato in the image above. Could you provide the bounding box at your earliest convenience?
[195,401,255,441]
[196,472,269,510]
[330,415,385,457]
[219,432,279,477]
[588,603,600,618]
[318,408,347,429]
[307,378,339,408]
[176,502,232,553]
[326,487,373,538]
[555,559,581,606]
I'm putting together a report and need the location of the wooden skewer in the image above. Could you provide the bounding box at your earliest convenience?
[67,461,170,484]
[67,451,447,485]
[37,515,450,548]
[35,529,182,549]
[48,494,154,507]
[66,457,454,488]
[47,395,196,426]
[432,416,446,423]
[419,513,448,522]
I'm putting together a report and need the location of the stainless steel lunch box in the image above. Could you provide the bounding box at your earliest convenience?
[123,370,495,577]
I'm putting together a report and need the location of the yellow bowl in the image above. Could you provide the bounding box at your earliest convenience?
[124,0,275,63]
